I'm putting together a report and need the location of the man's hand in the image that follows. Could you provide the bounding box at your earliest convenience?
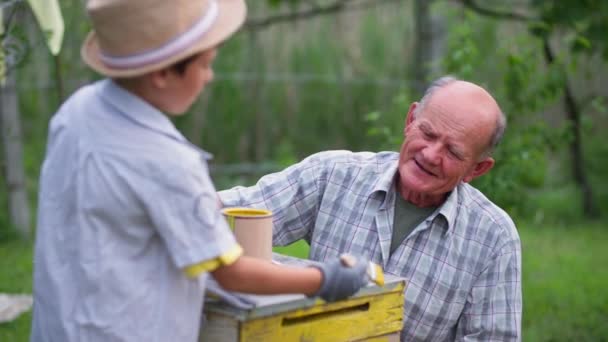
[311,255,369,302]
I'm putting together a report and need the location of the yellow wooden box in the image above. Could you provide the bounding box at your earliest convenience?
[199,254,406,342]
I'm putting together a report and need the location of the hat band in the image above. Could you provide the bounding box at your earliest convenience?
[99,0,219,69]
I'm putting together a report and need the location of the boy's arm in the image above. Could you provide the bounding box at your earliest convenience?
[210,255,368,302]
[212,256,321,296]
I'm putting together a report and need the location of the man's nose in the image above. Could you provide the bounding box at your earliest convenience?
[421,142,442,165]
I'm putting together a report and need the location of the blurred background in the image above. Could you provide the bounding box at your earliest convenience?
[1,0,607,340]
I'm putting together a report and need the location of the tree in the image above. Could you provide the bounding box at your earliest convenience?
[458,0,607,217]
[411,0,434,95]
[1,0,31,238]
[0,0,63,238]
[256,0,607,218]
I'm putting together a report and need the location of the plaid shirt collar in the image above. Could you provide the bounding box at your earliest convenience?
[369,160,459,232]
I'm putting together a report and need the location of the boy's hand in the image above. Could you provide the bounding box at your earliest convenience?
[311,255,369,302]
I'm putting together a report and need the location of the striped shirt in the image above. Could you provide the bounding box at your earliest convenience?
[219,150,522,341]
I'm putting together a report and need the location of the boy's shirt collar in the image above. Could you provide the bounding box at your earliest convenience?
[99,79,187,143]
[98,79,213,160]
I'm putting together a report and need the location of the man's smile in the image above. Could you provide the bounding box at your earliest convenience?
[414,158,437,177]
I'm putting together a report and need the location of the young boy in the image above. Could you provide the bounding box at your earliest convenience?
[30,1,369,341]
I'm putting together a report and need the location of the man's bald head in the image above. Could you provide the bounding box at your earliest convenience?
[414,76,506,157]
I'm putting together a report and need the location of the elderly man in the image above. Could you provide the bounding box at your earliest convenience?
[219,76,522,341]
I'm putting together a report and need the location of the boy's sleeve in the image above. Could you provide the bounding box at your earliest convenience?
[182,244,242,278]
[137,160,242,277]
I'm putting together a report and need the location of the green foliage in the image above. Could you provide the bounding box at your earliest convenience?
[2,0,607,236]
[440,12,484,80]
[0,189,19,242]
[265,0,299,8]
[472,123,549,216]
[171,5,411,164]
[364,10,562,216]
[581,96,608,216]
[0,1,30,80]
[364,91,410,151]
[530,0,608,58]
[527,21,551,40]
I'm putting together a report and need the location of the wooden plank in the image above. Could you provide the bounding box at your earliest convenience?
[205,279,404,321]
[199,254,407,341]
[357,332,400,342]
[240,289,404,341]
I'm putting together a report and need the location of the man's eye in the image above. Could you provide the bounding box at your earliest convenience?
[449,150,463,160]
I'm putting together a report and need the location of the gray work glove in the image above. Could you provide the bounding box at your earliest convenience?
[310,256,369,302]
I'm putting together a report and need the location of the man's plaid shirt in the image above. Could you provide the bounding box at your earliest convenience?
[219,150,522,341]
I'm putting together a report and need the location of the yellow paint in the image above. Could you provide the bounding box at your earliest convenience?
[240,282,405,341]
[339,254,385,286]
[222,207,272,219]
[222,207,272,231]
[370,263,385,286]
[183,245,243,278]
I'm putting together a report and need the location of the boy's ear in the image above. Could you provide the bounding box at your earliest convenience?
[149,69,170,89]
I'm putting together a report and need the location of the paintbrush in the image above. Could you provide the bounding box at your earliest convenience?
[340,254,385,286]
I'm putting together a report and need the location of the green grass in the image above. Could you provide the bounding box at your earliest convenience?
[273,239,310,259]
[520,221,608,341]
[1,223,607,341]
[0,241,33,342]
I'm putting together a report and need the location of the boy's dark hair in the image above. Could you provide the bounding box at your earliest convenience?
[170,53,201,76]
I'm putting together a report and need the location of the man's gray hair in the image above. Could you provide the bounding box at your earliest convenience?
[413,75,507,156]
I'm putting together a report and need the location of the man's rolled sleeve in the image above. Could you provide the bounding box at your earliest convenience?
[219,153,329,246]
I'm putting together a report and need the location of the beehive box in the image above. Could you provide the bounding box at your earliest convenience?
[199,254,406,342]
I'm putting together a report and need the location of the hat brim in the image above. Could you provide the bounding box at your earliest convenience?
[81,0,246,78]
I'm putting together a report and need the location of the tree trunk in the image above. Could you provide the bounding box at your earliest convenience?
[0,72,31,238]
[247,31,267,162]
[542,38,597,217]
[412,0,435,96]
[24,9,52,115]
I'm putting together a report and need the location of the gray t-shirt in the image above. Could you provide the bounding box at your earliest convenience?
[390,195,436,255]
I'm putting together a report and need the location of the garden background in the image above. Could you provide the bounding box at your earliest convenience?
[1,1,607,340]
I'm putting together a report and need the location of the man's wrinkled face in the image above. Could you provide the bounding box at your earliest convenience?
[398,84,496,200]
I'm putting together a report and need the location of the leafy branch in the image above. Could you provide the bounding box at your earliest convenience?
[246,0,401,31]
[457,0,535,22]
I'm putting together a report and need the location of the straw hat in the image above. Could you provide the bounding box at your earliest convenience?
[81,0,246,78]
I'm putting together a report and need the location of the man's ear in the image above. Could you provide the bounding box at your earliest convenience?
[405,102,418,134]
[463,157,495,183]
